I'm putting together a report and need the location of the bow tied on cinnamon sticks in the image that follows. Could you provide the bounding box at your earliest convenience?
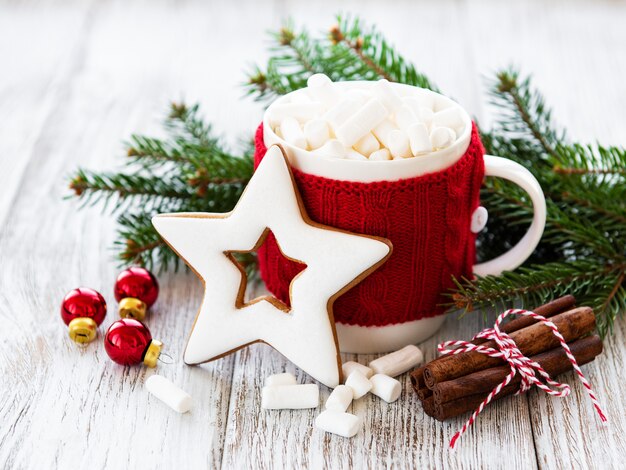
[411,296,604,422]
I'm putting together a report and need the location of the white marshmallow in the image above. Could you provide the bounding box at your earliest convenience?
[369,374,402,403]
[394,104,419,132]
[304,119,330,150]
[290,91,313,105]
[372,119,398,148]
[268,102,323,126]
[387,129,411,159]
[261,384,319,409]
[345,370,372,399]
[281,117,307,149]
[369,148,392,161]
[345,149,368,161]
[432,106,465,130]
[313,139,347,159]
[368,345,424,377]
[306,73,330,87]
[307,73,340,107]
[353,132,379,156]
[323,96,362,131]
[408,122,432,156]
[325,385,353,412]
[315,410,362,438]
[372,79,404,112]
[403,97,423,118]
[342,361,374,381]
[145,375,192,413]
[430,126,456,150]
[265,372,297,387]
[345,89,371,106]
[403,94,436,112]
[335,98,388,147]
[419,107,435,127]
[418,92,436,110]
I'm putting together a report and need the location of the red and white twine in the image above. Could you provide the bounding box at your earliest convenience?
[437,309,607,449]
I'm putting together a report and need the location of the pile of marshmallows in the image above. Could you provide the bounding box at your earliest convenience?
[261,345,423,438]
[268,74,466,161]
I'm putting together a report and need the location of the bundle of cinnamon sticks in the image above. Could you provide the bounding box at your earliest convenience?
[410,296,604,421]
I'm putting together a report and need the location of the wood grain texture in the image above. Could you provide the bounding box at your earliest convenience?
[0,0,625,469]
[221,307,537,469]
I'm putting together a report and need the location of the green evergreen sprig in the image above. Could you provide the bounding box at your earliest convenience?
[244,14,437,103]
[69,103,253,270]
[68,14,626,334]
[456,69,626,335]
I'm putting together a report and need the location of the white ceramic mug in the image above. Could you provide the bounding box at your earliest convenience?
[259,82,546,353]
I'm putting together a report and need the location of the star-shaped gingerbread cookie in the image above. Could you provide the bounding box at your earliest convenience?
[152,145,392,387]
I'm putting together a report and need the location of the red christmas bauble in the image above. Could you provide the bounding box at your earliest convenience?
[104,318,153,365]
[60,287,107,326]
[114,267,159,308]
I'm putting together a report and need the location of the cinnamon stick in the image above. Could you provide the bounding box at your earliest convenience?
[429,337,602,420]
[497,294,576,334]
[432,335,603,404]
[432,384,518,420]
[421,396,437,418]
[415,385,432,401]
[423,306,596,388]
[409,295,576,394]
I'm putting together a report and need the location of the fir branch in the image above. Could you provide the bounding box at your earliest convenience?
[490,69,564,162]
[552,143,626,184]
[554,166,626,176]
[452,260,626,336]
[561,191,626,225]
[329,21,391,81]
[244,67,286,102]
[274,25,317,73]
[331,15,437,90]
[65,15,626,335]
[116,210,261,275]
[244,22,322,101]
[126,103,253,180]
[166,102,213,146]
[245,14,437,101]
[69,169,196,213]
[115,212,178,271]
[482,179,622,261]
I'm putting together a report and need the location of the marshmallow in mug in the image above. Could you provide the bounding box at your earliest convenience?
[267,75,467,161]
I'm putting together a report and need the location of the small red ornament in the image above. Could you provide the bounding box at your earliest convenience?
[114,267,159,321]
[61,287,107,343]
[104,318,162,367]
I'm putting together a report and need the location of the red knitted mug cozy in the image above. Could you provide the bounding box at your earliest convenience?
[254,123,485,327]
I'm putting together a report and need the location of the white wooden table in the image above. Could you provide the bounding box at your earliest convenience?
[1,1,625,468]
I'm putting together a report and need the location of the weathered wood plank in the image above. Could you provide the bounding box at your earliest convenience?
[221,289,537,469]
[1,0,626,469]
[0,1,263,467]
[465,3,626,468]
[528,318,626,470]
[221,0,537,467]
[0,2,94,227]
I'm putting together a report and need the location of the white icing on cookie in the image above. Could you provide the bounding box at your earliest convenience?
[152,145,392,388]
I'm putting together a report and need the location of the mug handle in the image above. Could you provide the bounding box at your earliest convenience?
[473,155,547,277]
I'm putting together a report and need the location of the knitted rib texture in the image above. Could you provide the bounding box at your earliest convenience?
[254,123,485,326]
